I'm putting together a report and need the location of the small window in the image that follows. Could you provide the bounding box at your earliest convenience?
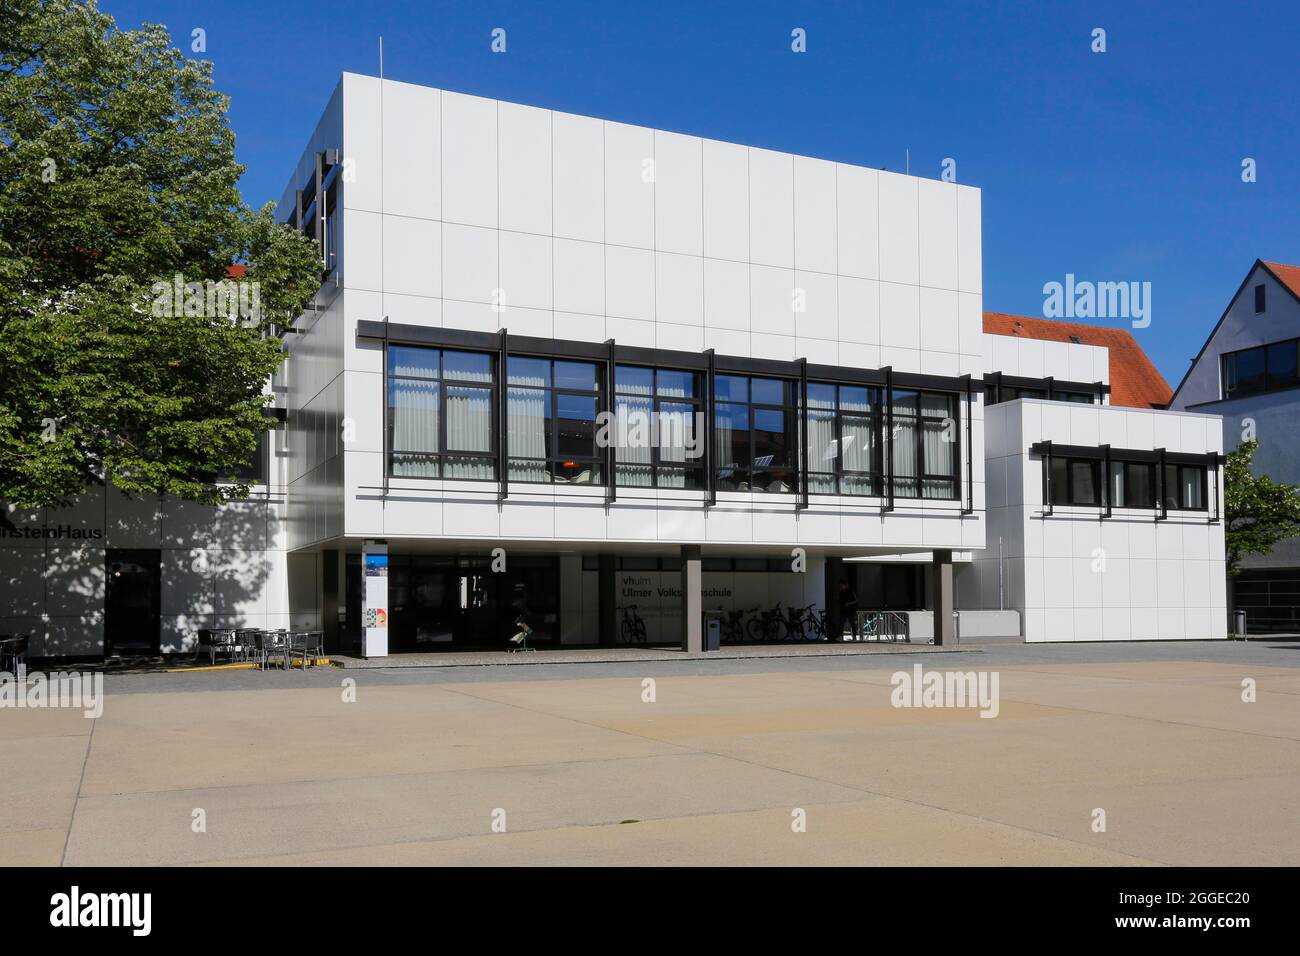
[1162,463,1207,511]
[1110,461,1155,509]
[1049,456,1101,507]
[1254,284,1266,314]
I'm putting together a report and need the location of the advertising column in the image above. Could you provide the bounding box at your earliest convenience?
[363,541,389,657]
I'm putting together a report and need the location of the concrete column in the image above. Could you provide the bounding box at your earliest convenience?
[680,545,702,654]
[931,549,954,646]
[824,555,844,641]
[598,554,616,647]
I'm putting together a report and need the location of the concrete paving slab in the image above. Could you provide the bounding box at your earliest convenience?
[203,798,1153,867]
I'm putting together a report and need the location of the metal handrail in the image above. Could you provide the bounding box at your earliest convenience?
[852,609,911,642]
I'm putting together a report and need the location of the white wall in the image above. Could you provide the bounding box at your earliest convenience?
[974,400,1227,642]
[983,333,1109,389]
[319,74,985,554]
[0,483,291,657]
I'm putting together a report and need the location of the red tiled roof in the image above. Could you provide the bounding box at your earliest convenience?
[983,312,1172,409]
[1261,260,1300,300]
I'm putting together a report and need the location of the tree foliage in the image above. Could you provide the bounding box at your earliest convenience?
[1223,439,1300,575]
[0,0,319,516]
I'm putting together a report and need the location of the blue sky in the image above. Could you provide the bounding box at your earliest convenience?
[105,0,1299,388]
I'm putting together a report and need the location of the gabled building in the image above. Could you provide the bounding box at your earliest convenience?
[1168,259,1300,631]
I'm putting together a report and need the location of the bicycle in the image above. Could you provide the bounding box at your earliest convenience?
[781,603,809,641]
[747,603,786,642]
[718,607,747,643]
[799,604,828,641]
[617,604,648,644]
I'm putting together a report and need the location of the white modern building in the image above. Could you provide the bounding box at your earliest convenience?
[0,74,1228,657]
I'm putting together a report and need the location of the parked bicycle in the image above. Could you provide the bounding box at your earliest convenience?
[717,607,747,643]
[798,603,828,641]
[617,604,648,644]
[780,603,810,641]
[747,602,787,642]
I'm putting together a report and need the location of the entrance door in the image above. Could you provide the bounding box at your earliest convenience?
[104,549,161,656]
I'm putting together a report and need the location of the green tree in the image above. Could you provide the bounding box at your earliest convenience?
[1224,439,1300,588]
[0,0,319,518]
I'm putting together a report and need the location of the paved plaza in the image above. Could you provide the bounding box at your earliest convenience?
[2,640,1298,866]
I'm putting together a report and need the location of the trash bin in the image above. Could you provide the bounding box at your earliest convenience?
[703,611,722,652]
[1233,610,1247,640]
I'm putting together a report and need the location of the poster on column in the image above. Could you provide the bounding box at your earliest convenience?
[363,544,389,657]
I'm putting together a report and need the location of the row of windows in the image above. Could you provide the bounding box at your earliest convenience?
[1049,457,1208,511]
[984,384,1097,406]
[386,344,962,499]
[1221,337,1300,399]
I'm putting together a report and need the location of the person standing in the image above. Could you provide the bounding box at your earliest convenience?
[837,577,860,640]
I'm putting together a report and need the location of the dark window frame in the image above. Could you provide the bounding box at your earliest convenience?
[1222,337,1300,399]
[1049,456,1103,507]
[613,364,706,490]
[507,356,606,486]
[806,382,884,497]
[890,389,959,501]
[1108,459,1156,509]
[387,345,499,481]
[1163,462,1209,511]
[713,375,800,494]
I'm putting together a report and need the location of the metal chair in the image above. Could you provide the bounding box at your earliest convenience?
[234,629,261,663]
[287,630,323,669]
[1,635,29,680]
[209,628,239,664]
[258,629,289,670]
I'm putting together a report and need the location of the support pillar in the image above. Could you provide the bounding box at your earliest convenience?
[931,549,954,646]
[825,555,844,641]
[680,545,702,654]
[598,554,616,647]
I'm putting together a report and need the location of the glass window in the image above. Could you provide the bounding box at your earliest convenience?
[1049,456,1101,507]
[805,383,882,496]
[508,357,603,484]
[1267,341,1299,390]
[1164,463,1207,510]
[388,345,496,479]
[1110,461,1155,509]
[714,375,748,402]
[613,366,704,489]
[886,390,957,500]
[712,374,796,494]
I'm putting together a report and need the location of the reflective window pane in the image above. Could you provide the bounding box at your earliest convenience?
[508,356,551,387]
[656,369,695,398]
[715,375,748,402]
[750,377,786,405]
[615,365,653,395]
[390,345,439,380]
[443,350,492,382]
[554,360,597,391]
